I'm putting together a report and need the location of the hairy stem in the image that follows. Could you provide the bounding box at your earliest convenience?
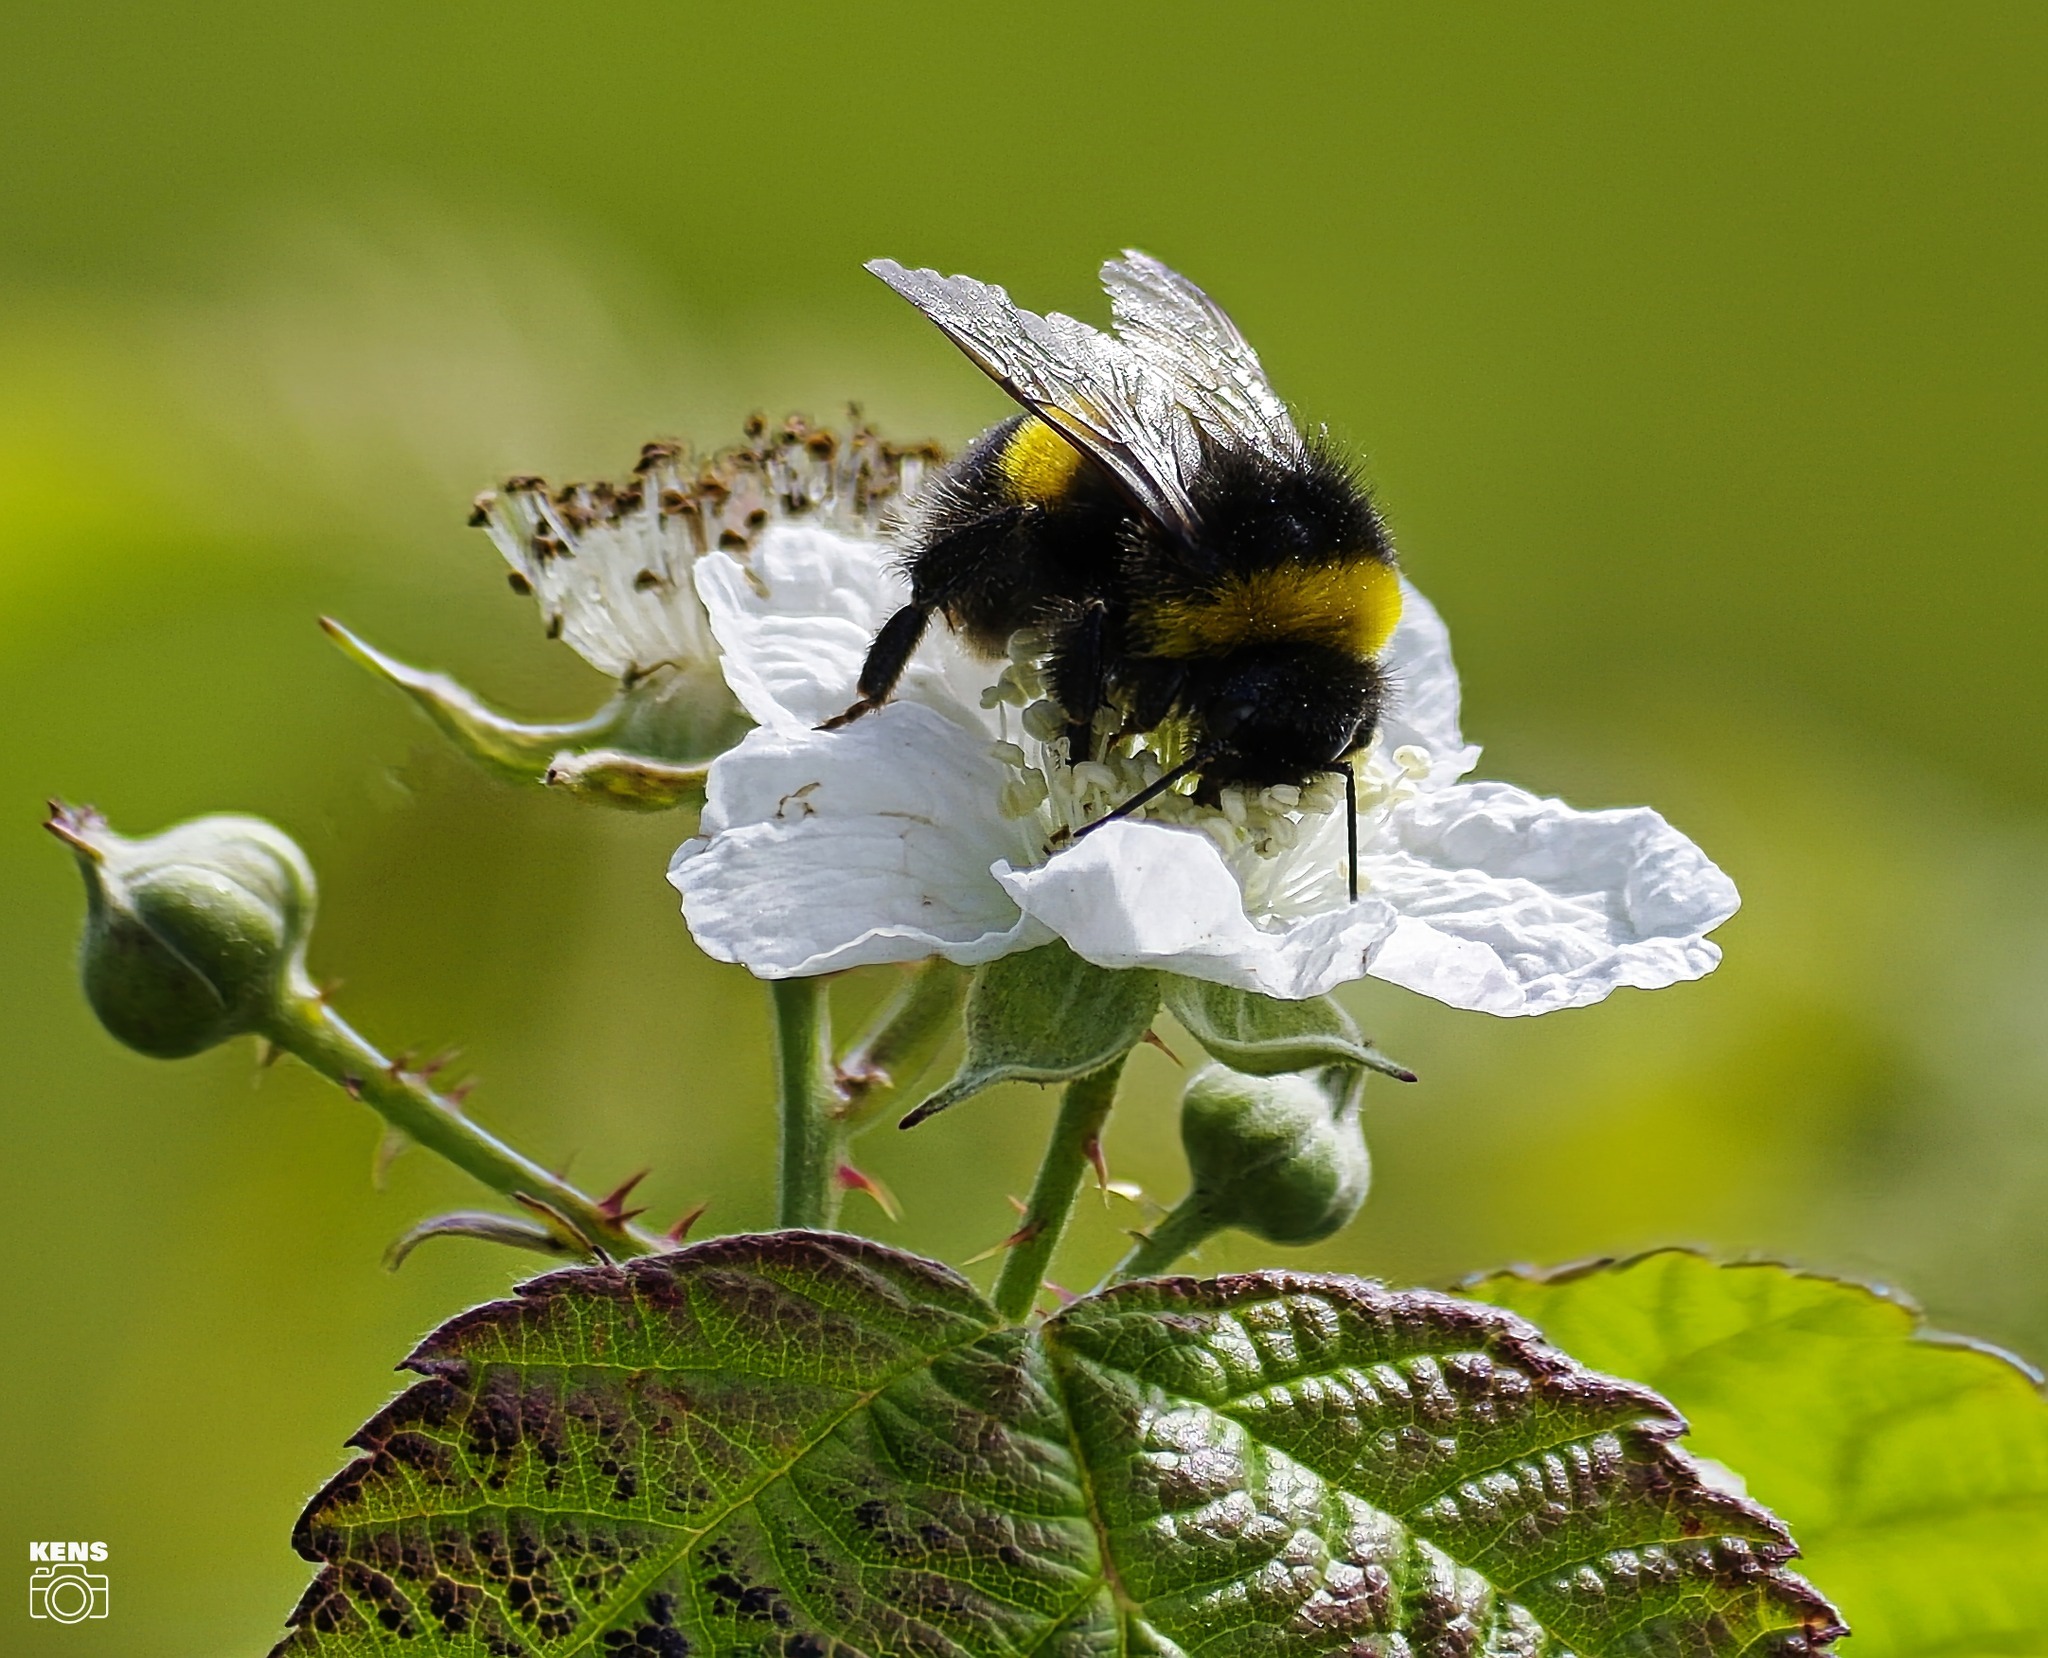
[834,959,966,1132]
[772,978,842,1229]
[992,1057,1126,1323]
[266,994,663,1257]
[1107,1192,1229,1283]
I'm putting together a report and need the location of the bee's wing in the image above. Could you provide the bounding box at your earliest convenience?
[867,258,1203,542]
[1099,250,1305,466]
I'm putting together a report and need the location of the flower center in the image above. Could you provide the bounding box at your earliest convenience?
[979,634,1431,923]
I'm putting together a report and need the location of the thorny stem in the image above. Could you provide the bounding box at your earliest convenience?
[266,994,664,1257]
[992,1057,1127,1324]
[833,959,967,1133]
[1107,1191,1228,1284]
[772,978,841,1230]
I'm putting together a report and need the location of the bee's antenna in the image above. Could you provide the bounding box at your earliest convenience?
[1070,752,1209,842]
[1343,764,1359,904]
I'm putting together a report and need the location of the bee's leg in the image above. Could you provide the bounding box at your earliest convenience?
[819,604,930,729]
[1067,750,1209,843]
[1049,599,1110,764]
[1342,763,1359,903]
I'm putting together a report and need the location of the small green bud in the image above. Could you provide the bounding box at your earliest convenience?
[1179,1062,1370,1245]
[48,803,316,1058]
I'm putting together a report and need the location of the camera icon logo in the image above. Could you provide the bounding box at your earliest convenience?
[29,1562,109,1624]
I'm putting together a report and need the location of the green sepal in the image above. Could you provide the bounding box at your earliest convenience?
[901,942,1158,1127]
[322,616,620,782]
[1162,973,1416,1080]
[539,749,708,812]
[322,618,735,809]
[273,1232,1844,1657]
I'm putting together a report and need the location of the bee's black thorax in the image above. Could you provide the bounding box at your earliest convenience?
[1173,438,1390,582]
[902,414,1127,655]
[847,416,1402,793]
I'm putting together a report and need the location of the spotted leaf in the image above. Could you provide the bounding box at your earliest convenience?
[274,1232,1841,1656]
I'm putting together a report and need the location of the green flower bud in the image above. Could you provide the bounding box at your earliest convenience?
[1179,1062,1370,1245]
[48,804,316,1058]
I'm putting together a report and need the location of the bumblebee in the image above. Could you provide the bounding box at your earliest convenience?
[827,251,1402,900]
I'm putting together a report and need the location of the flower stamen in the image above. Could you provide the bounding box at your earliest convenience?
[980,634,1432,924]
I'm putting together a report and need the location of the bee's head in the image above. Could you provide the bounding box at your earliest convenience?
[1191,646,1385,788]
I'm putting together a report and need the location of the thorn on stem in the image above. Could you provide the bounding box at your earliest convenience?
[372,1126,409,1189]
[964,1218,1041,1266]
[664,1201,710,1244]
[833,1162,901,1221]
[596,1168,651,1223]
[1140,1028,1183,1065]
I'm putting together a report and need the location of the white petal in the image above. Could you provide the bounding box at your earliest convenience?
[668,703,1045,976]
[1379,582,1482,787]
[695,523,993,736]
[996,820,1399,1000]
[1359,781,1739,1015]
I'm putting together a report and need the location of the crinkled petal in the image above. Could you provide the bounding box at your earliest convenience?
[694,523,992,736]
[668,703,1045,976]
[683,524,1736,1013]
[1359,780,1739,1015]
[996,821,1399,999]
[1379,581,1483,787]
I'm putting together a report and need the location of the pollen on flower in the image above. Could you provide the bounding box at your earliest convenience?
[470,414,944,685]
[980,633,1432,923]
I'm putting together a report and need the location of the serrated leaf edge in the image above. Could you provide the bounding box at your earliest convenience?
[1459,1245,2047,1390]
[1051,1271,1847,1650]
[279,1236,1851,1656]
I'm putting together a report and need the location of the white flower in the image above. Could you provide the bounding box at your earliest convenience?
[469,418,943,756]
[668,522,1738,1011]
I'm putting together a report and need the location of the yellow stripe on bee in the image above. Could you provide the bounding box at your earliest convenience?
[997,417,1087,504]
[1140,558,1404,661]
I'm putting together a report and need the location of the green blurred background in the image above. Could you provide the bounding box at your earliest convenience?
[5,3,2045,1650]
